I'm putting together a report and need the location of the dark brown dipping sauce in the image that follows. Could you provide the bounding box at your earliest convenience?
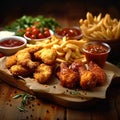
[0,39,24,47]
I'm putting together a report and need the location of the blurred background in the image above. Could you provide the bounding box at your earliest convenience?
[0,0,120,27]
[0,0,120,63]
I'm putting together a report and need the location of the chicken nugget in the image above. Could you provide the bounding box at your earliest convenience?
[16,50,31,65]
[27,45,42,54]
[16,48,39,69]
[5,54,17,68]
[34,48,57,65]
[18,58,40,70]
[34,63,53,84]
[10,65,31,76]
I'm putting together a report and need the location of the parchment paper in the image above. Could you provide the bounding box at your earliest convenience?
[0,57,119,99]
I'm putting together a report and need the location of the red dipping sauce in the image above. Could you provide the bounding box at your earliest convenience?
[0,39,24,47]
[56,27,82,39]
[82,42,111,68]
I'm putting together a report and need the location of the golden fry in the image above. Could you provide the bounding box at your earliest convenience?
[80,12,120,40]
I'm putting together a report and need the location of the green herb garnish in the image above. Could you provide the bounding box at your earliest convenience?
[4,15,61,36]
[13,93,36,112]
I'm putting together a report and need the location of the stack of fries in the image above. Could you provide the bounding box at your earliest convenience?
[28,36,86,63]
[80,12,120,40]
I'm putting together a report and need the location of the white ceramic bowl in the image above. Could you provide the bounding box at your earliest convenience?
[0,36,27,56]
[24,29,54,43]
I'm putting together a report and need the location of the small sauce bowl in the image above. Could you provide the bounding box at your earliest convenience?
[0,36,27,56]
[55,27,83,40]
[82,41,111,68]
[24,29,54,43]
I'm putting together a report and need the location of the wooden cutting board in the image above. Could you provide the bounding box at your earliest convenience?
[0,68,97,109]
[0,57,120,109]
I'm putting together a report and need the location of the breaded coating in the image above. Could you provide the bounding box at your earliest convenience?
[10,65,31,76]
[5,54,17,68]
[27,45,42,54]
[34,63,53,84]
[57,62,79,89]
[20,59,40,70]
[16,50,31,65]
[34,48,57,65]
[88,61,106,85]
[79,65,97,90]
[16,48,39,69]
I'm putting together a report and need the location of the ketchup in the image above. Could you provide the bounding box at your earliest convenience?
[56,27,82,39]
[85,44,108,54]
[82,42,111,68]
[0,39,24,47]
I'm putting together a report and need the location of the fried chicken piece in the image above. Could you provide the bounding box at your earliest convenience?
[88,61,106,85]
[20,59,40,70]
[34,48,57,65]
[57,62,79,89]
[16,49,31,64]
[34,63,53,84]
[27,45,42,54]
[69,59,85,71]
[10,65,31,76]
[5,54,17,68]
[16,48,39,70]
[79,65,97,90]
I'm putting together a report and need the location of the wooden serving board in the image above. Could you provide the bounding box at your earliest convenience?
[0,68,97,109]
[0,57,120,109]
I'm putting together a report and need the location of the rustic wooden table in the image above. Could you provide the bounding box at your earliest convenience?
[0,1,120,120]
[0,77,120,120]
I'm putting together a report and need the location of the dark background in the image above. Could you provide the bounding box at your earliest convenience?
[0,0,120,27]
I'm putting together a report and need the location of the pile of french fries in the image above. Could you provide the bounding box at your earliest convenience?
[80,12,120,40]
[28,36,86,63]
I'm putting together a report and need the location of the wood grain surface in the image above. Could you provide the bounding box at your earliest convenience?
[0,78,120,120]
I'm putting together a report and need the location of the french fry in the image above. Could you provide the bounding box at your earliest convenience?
[65,49,72,61]
[80,12,120,40]
[86,12,94,24]
[28,36,86,63]
[112,25,118,34]
[96,13,102,22]
[79,19,83,24]
[56,58,66,63]
[115,21,120,39]
[106,28,113,39]
[87,19,103,34]
[56,50,65,56]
